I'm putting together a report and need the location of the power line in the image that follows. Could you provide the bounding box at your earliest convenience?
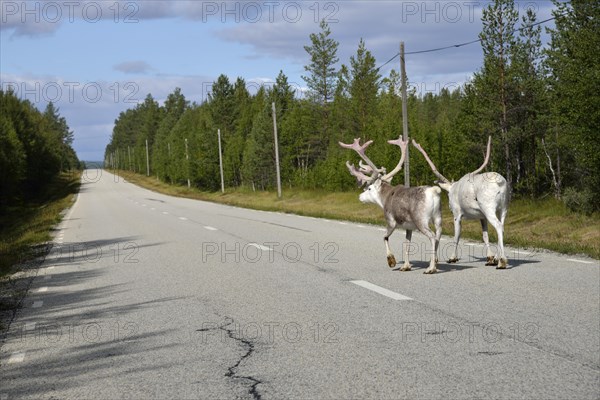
[376,15,558,72]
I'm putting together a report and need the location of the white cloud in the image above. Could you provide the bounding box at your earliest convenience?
[114,60,153,74]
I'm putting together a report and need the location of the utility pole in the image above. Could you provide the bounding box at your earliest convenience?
[272,102,282,199]
[400,41,410,188]
[217,129,225,193]
[145,139,150,176]
[185,138,190,189]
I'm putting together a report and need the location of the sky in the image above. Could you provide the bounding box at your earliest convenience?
[1,0,556,161]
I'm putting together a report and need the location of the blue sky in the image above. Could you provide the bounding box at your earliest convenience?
[1,1,555,161]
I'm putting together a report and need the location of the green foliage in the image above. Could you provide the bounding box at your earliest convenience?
[0,90,79,209]
[562,187,596,215]
[545,0,600,210]
[301,19,339,104]
[348,38,381,139]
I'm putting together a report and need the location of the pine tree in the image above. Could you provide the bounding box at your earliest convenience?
[302,20,340,165]
[349,38,381,138]
[545,0,600,211]
[302,19,339,104]
[477,0,519,186]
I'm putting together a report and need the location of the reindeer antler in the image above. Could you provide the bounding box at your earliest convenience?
[381,137,408,183]
[471,136,492,175]
[411,139,450,183]
[339,138,385,184]
[345,161,372,186]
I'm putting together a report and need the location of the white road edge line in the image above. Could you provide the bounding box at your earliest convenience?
[7,352,25,364]
[162,211,169,215]
[204,226,218,231]
[248,243,271,251]
[36,287,48,293]
[350,280,413,301]
[178,217,188,221]
[566,258,596,265]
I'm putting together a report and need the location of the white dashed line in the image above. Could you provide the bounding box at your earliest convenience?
[248,243,271,251]
[151,208,156,211]
[350,280,413,301]
[141,204,147,207]
[567,258,596,265]
[178,217,188,221]
[32,301,43,308]
[162,211,169,215]
[7,352,25,364]
[204,226,218,231]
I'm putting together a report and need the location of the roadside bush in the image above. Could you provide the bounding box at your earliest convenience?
[562,187,597,215]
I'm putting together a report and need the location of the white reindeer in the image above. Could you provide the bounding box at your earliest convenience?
[340,137,442,274]
[412,137,510,269]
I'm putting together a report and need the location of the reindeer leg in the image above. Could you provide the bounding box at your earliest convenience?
[448,216,462,263]
[481,219,496,265]
[498,209,508,268]
[434,212,442,264]
[400,230,413,271]
[384,220,397,268]
[489,212,508,269]
[424,231,438,274]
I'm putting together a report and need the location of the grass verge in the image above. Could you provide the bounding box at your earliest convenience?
[113,169,599,259]
[0,171,81,278]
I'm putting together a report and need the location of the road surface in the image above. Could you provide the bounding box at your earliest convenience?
[1,169,598,399]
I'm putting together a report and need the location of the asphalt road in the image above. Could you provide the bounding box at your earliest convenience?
[1,169,598,399]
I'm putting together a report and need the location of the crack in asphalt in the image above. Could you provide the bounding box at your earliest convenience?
[197,317,262,400]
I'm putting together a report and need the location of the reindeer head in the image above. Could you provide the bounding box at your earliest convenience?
[339,137,408,207]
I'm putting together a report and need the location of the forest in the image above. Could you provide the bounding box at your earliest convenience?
[104,0,599,214]
[0,91,80,210]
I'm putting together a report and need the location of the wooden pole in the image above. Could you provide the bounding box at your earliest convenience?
[272,102,282,199]
[185,138,190,189]
[145,139,150,176]
[400,41,410,188]
[217,129,225,193]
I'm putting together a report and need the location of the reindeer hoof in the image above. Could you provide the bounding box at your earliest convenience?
[400,264,412,271]
[424,267,437,274]
[447,258,459,263]
[387,255,397,268]
[486,258,499,266]
[485,256,498,266]
[496,258,508,269]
